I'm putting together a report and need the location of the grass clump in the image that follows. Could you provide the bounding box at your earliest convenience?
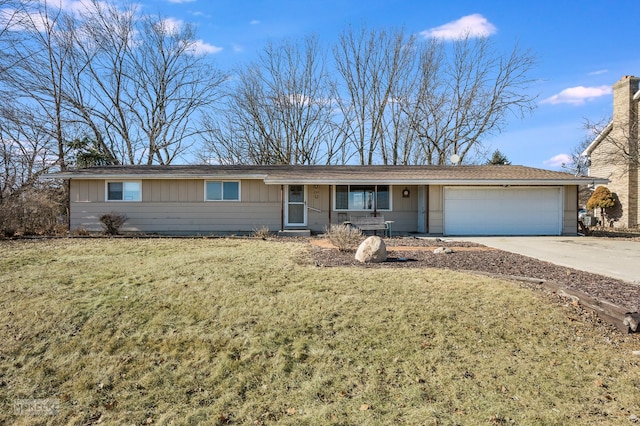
[251,225,271,239]
[0,238,638,425]
[324,223,363,251]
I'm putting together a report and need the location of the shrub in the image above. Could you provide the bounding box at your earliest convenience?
[587,186,619,226]
[0,185,65,236]
[99,212,128,235]
[252,226,271,239]
[324,224,363,252]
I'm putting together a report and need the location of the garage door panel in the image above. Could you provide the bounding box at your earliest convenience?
[444,187,562,236]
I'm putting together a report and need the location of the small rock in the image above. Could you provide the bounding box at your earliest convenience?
[355,236,387,263]
[433,247,453,254]
[629,414,639,423]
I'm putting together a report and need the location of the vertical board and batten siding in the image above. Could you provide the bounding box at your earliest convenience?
[70,179,281,233]
[386,185,418,233]
[70,179,581,235]
[563,185,578,234]
[325,185,419,233]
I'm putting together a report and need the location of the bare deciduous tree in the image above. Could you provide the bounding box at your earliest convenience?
[583,117,639,175]
[410,35,537,165]
[204,36,339,165]
[66,1,226,165]
[333,26,418,165]
[0,0,73,171]
[0,106,57,199]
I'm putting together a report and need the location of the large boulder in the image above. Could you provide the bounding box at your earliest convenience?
[355,236,387,263]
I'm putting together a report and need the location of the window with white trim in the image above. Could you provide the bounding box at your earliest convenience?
[205,181,240,201]
[334,185,390,210]
[106,181,141,201]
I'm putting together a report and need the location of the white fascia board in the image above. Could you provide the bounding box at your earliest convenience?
[583,122,613,156]
[264,178,609,186]
[51,174,608,186]
[49,173,269,180]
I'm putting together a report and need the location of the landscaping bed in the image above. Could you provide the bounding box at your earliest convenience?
[311,237,640,313]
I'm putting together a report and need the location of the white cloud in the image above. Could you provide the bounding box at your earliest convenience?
[543,153,571,168]
[588,69,608,76]
[157,17,184,35]
[1,0,129,32]
[188,39,223,55]
[541,85,612,105]
[420,14,496,40]
[250,19,260,25]
[167,0,196,3]
[232,43,244,53]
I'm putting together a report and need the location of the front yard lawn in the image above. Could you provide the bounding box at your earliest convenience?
[1,238,638,425]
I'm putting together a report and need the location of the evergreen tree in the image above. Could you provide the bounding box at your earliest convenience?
[487,149,511,165]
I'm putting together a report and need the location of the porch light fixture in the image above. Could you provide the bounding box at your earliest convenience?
[402,187,410,198]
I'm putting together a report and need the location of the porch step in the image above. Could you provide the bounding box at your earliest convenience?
[278,229,311,237]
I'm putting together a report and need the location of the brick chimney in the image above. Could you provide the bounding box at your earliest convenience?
[612,75,639,228]
[612,75,639,130]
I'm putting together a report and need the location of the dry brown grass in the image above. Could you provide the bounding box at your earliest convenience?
[323,224,363,251]
[1,238,639,425]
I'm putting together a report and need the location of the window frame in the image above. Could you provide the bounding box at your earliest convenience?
[333,184,392,211]
[204,180,241,202]
[105,180,142,202]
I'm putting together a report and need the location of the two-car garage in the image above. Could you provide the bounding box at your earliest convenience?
[443,187,563,236]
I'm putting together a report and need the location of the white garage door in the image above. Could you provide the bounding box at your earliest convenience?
[444,187,562,236]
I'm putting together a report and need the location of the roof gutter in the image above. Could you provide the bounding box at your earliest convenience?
[45,173,271,180]
[263,178,608,186]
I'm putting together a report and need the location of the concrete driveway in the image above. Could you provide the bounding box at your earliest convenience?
[454,236,640,285]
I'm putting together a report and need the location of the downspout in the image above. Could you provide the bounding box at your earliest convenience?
[280,185,284,231]
[66,178,71,232]
[328,185,332,225]
[426,185,430,234]
[576,185,579,235]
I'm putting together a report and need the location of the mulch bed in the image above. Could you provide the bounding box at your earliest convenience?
[310,237,640,314]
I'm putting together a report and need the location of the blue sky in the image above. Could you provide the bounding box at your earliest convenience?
[54,1,640,168]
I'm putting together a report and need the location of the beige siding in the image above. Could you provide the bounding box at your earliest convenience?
[325,185,419,233]
[428,185,444,235]
[70,179,580,235]
[143,180,202,202]
[71,202,281,233]
[563,185,578,235]
[590,138,633,227]
[70,178,282,233]
[71,180,104,202]
[385,186,418,233]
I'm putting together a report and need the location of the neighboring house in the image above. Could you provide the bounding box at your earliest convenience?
[584,75,639,228]
[53,164,606,236]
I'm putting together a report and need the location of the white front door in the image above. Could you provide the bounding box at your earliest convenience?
[286,185,307,226]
